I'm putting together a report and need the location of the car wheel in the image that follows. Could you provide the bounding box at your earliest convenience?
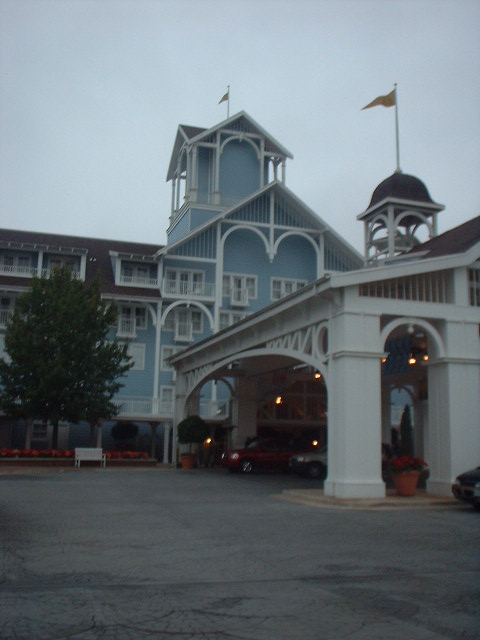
[240,459,254,474]
[307,462,326,480]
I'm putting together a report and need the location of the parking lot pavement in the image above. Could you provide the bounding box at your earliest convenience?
[1,467,479,639]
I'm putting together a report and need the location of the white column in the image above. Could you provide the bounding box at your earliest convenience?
[427,321,480,495]
[324,311,385,499]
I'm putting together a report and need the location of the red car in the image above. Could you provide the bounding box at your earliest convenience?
[222,438,314,474]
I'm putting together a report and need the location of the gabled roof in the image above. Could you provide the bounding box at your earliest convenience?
[0,229,162,298]
[157,180,363,266]
[406,215,480,259]
[166,111,293,181]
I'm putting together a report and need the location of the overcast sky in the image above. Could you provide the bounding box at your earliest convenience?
[1,0,479,253]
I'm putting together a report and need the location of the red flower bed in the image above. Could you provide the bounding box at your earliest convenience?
[0,448,149,460]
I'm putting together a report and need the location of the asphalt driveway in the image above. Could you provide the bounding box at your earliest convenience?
[0,467,479,639]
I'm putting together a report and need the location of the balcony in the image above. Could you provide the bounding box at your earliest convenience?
[118,274,158,288]
[114,397,173,418]
[113,396,230,420]
[0,264,37,278]
[163,279,215,300]
[117,318,136,338]
[0,309,13,328]
[229,288,249,307]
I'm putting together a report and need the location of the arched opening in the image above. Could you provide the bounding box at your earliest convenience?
[381,318,443,483]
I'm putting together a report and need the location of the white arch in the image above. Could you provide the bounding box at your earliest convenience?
[185,347,329,398]
[221,224,270,255]
[273,231,320,262]
[160,299,214,331]
[380,317,445,359]
[219,135,261,158]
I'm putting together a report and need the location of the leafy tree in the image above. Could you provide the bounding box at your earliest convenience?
[0,267,132,448]
[177,415,210,453]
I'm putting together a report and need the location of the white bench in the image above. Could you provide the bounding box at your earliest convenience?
[74,448,106,468]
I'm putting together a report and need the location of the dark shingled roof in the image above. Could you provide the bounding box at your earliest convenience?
[0,229,163,298]
[369,172,436,208]
[407,215,480,259]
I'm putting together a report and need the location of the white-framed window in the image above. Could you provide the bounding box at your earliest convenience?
[219,311,247,331]
[160,386,174,414]
[161,346,181,380]
[271,278,307,301]
[117,305,147,336]
[223,274,257,306]
[120,262,157,287]
[47,255,81,273]
[0,297,13,327]
[163,308,203,342]
[0,253,33,276]
[165,269,205,296]
[135,307,147,330]
[127,343,145,371]
[469,267,480,306]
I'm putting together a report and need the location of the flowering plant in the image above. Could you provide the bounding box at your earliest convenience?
[0,448,149,460]
[388,456,428,475]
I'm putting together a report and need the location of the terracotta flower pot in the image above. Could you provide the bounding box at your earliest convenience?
[392,471,420,496]
[180,453,196,470]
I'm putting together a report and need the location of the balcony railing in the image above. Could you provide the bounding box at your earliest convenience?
[117,318,136,337]
[229,288,249,307]
[113,397,230,420]
[163,280,215,299]
[0,309,13,327]
[119,274,158,288]
[0,264,37,277]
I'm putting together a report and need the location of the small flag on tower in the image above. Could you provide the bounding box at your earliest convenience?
[361,88,396,110]
[218,89,229,105]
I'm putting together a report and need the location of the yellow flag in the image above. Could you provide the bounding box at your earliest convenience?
[362,88,396,110]
[218,90,229,105]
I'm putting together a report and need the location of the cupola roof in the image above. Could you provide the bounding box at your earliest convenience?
[368,171,436,208]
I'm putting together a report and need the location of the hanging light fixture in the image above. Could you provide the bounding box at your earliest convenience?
[314,370,322,380]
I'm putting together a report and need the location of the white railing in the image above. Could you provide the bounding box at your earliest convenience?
[163,280,215,298]
[0,264,37,277]
[0,309,13,327]
[230,288,249,307]
[114,397,174,417]
[175,321,193,342]
[113,397,230,420]
[117,318,136,337]
[119,274,158,288]
[41,268,81,279]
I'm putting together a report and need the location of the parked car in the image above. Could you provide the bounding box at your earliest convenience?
[289,448,328,479]
[451,466,480,509]
[222,438,315,474]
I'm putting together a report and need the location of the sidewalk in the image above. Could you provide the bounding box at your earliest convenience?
[277,488,458,510]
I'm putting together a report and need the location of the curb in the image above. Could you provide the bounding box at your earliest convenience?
[275,489,459,510]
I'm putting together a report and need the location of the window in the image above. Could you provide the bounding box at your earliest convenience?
[117,306,147,336]
[47,255,80,273]
[127,343,145,371]
[0,297,13,327]
[469,268,480,306]
[223,274,257,306]
[160,387,174,414]
[135,307,147,330]
[120,262,157,286]
[165,269,205,296]
[0,253,33,276]
[271,278,306,301]
[163,308,203,342]
[219,311,247,331]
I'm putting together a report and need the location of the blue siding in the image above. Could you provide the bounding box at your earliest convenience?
[219,140,260,201]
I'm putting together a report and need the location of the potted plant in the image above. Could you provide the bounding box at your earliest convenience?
[177,415,210,469]
[388,456,428,496]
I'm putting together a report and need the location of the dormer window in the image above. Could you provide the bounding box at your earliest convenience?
[46,255,81,277]
[119,261,158,288]
[0,253,34,277]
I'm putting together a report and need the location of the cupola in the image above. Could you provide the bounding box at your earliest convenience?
[357,170,444,264]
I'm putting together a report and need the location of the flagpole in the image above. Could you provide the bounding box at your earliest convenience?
[394,83,401,172]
